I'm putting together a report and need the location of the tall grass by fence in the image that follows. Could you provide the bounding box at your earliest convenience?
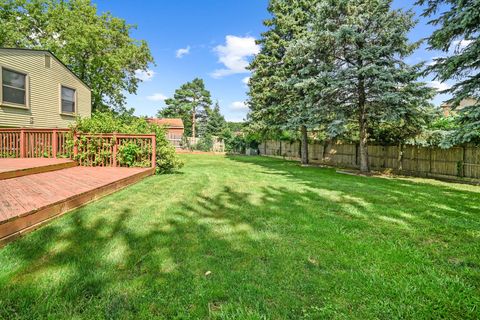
[259,140,480,181]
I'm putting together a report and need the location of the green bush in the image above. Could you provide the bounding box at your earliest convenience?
[71,111,183,174]
[194,134,214,151]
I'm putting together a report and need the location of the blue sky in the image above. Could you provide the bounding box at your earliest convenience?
[93,0,455,121]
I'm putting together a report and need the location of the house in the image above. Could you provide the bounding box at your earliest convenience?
[147,118,184,147]
[441,98,477,117]
[0,48,91,128]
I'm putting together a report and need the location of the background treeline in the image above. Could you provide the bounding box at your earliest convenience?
[245,0,479,172]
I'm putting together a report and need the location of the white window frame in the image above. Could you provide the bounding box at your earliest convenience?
[0,65,30,109]
[59,84,77,116]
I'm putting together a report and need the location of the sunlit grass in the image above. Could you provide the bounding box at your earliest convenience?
[0,154,479,319]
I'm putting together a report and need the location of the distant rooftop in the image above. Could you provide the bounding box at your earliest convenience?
[147,118,184,128]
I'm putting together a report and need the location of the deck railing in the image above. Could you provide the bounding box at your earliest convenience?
[73,133,156,168]
[0,128,70,158]
[0,129,156,169]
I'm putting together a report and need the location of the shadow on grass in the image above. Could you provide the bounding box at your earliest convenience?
[0,155,479,319]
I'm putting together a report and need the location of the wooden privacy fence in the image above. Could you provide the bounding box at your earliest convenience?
[260,140,480,181]
[0,128,70,158]
[0,129,156,169]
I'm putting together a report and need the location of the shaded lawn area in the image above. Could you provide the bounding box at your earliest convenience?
[0,155,479,319]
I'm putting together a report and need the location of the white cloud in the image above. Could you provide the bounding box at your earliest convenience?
[176,46,191,58]
[428,80,451,92]
[135,69,155,81]
[242,76,250,85]
[147,93,168,101]
[211,35,260,78]
[427,56,443,66]
[452,39,473,51]
[230,101,248,110]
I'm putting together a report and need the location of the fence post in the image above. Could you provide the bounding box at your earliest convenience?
[112,132,118,167]
[462,145,466,178]
[52,129,58,158]
[20,129,26,158]
[73,132,78,162]
[397,143,403,171]
[151,134,156,169]
[429,147,433,174]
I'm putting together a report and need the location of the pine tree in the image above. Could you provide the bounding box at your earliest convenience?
[158,78,212,138]
[299,0,433,171]
[417,0,480,144]
[205,101,227,136]
[248,0,321,164]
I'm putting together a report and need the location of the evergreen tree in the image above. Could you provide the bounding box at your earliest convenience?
[248,0,321,164]
[205,101,227,136]
[299,0,433,171]
[158,78,212,138]
[417,0,480,144]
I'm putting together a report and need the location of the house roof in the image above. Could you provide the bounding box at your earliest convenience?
[147,118,184,128]
[0,47,90,90]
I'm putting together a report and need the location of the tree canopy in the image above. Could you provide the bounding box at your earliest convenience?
[158,78,212,138]
[417,0,480,145]
[248,0,434,171]
[0,0,154,112]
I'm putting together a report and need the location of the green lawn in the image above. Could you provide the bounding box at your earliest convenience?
[1,155,479,319]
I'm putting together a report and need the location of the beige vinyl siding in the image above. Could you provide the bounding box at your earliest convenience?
[0,49,91,128]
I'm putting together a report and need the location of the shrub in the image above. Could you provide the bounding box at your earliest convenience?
[194,134,214,151]
[71,111,183,174]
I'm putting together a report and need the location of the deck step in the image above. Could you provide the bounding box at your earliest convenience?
[0,159,77,180]
[0,166,155,246]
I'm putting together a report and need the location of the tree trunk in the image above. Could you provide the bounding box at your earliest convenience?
[358,118,369,172]
[358,76,369,172]
[191,108,196,139]
[300,125,309,165]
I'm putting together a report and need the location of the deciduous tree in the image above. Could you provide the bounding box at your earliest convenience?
[0,0,154,112]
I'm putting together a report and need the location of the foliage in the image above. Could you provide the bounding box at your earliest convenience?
[193,134,214,152]
[0,0,154,112]
[248,0,322,164]
[204,101,227,137]
[117,141,144,167]
[225,121,244,133]
[417,0,480,145]
[417,0,479,105]
[224,131,261,154]
[1,155,479,319]
[284,0,434,170]
[72,111,183,173]
[158,78,212,138]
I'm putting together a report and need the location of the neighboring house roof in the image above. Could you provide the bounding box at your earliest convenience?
[0,47,91,90]
[147,118,184,129]
[441,98,478,116]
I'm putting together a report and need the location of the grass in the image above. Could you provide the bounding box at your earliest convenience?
[0,154,479,319]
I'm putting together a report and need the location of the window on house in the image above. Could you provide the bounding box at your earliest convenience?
[2,68,27,106]
[61,86,76,113]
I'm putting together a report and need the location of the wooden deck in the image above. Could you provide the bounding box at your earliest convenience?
[0,166,154,245]
[0,158,76,180]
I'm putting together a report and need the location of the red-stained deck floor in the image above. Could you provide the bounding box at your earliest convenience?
[0,158,74,174]
[0,166,152,225]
